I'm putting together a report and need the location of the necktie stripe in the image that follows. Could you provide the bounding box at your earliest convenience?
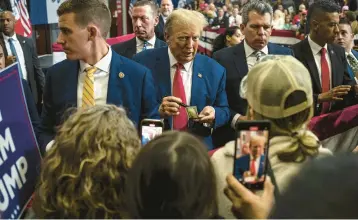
[82,67,97,108]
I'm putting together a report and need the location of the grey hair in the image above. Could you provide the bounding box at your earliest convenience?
[242,0,273,25]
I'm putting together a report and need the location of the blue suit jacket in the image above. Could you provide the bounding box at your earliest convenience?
[234,154,265,180]
[133,47,230,149]
[212,42,293,147]
[347,49,358,80]
[38,51,159,152]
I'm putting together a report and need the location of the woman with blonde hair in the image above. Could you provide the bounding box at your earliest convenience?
[32,105,141,218]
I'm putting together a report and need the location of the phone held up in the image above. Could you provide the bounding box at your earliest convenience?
[140,119,164,145]
[233,120,271,190]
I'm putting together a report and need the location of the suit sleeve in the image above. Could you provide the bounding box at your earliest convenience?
[29,39,45,95]
[213,68,230,128]
[37,69,56,153]
[141,68,160,120]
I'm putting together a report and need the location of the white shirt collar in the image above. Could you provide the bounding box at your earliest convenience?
[244,40,268,58]
[168,47,193,72]
[79,46,112,74]
[308,35,328,55]
[346,50,355,58]
[2,33,17,42]
[136,36,156,47]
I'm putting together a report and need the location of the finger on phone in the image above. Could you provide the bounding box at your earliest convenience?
[332,97,344,101]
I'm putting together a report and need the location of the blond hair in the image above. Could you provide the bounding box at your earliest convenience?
[164,8,208,35]
[33,105,141,218]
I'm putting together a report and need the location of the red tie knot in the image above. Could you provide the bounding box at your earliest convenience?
[321,47,327,56]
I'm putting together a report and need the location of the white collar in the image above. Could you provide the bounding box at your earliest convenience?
[308,35,328,55]
[244,40,268,58]
[79,46,112,74]
[168,47,193,72]
[2,33,17,41]
[136,36,156,47]
[346,50,356,57]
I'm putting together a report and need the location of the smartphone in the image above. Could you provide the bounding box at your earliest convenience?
[140,119,164,145]
[233,120,271,190]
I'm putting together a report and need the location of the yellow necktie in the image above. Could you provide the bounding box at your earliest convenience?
[82,66,97,108]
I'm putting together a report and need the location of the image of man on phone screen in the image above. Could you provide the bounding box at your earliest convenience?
[235,135,266,183]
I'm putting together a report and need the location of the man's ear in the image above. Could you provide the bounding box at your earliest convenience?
[164,31,169,43]
[87,25,99,40]
[240,23,245,34]
[154,15,159,26]
[311,19,319,32]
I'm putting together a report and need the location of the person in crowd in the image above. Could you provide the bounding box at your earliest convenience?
[217,56,332,219]
[272,9,285,29]
[112,0,166,59]
[283,14,293,30]
[211,7,229,29]
[0,0,11,12]
[33,105,141,218]
[126,131,219,218]
[212,0,292,147]
[271,155,358,218]
[292,3,306,25]
[229,6,242,27]
[0,11,45,112]
[348,0,358,11]
[214,0,224,8]
[295,9,307,39]
[345,10,358,35]
[212,26,244,53]
[292,0,357,116]
[335,18,358,82]
[0,37,40,137]
[155,0,173,41]
[38,0,159,153]
[133,9,230,150]
[341,5,349,18]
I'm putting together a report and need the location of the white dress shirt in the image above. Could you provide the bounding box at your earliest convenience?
[231,41,268,128]
[168,47,193,105]
[250,155,261,177]
[77,47,112,107]
[136,36,156,53]
[161,14,168,24]
[346,51,358,84]
[308,36,332,89]
[229,15,242,27]
[3,33,28,80]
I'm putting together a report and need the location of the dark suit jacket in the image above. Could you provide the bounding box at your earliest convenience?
[111,37,167,59]
[234,154,265,180]
[1,35,45,106]
[154,15,165,41]
[133,47,230,150]
[292,38,357,115]
[212,42,292,147]
[347,49,358,80]
[22,78,40,137]
[38,51,160,152]
[211,16,229,29]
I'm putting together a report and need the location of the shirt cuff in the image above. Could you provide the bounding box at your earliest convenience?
[231,113,242,129]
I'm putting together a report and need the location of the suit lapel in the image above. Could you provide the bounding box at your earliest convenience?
[125,38,136,58]
[191,55,206,108]
[106,52,124,106]
[233,42,248,76]
[62,60,79,108]
[328,44,339,88]
[303,39,322,92]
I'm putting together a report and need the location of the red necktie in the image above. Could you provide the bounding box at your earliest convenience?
[320,48,330,114]
[250,159,256,176]
[173,63,188,130]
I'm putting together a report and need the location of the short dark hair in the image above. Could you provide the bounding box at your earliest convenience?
[57,0,111,38]
[126,131,218,218]
[133,0,158,17]
[270,154,358,218]
[339,17,353,33]
[307,0,340,24]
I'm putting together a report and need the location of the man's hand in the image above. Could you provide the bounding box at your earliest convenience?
[195,106,215,124]
[224,174,274,219]
[318,85,351,103]
[159,96,182,118]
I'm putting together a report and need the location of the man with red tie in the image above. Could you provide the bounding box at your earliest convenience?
[292,0,357,116]
[133,9,230,150]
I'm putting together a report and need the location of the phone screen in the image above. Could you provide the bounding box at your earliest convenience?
[141,124,163,145]
[234,125,269,189]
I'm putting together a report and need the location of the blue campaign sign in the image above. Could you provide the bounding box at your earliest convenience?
[0,64,41,219]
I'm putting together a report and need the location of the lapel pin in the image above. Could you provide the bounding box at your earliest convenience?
[330,50,334,55]
[198,73,202,78]
[119,72,125,78]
